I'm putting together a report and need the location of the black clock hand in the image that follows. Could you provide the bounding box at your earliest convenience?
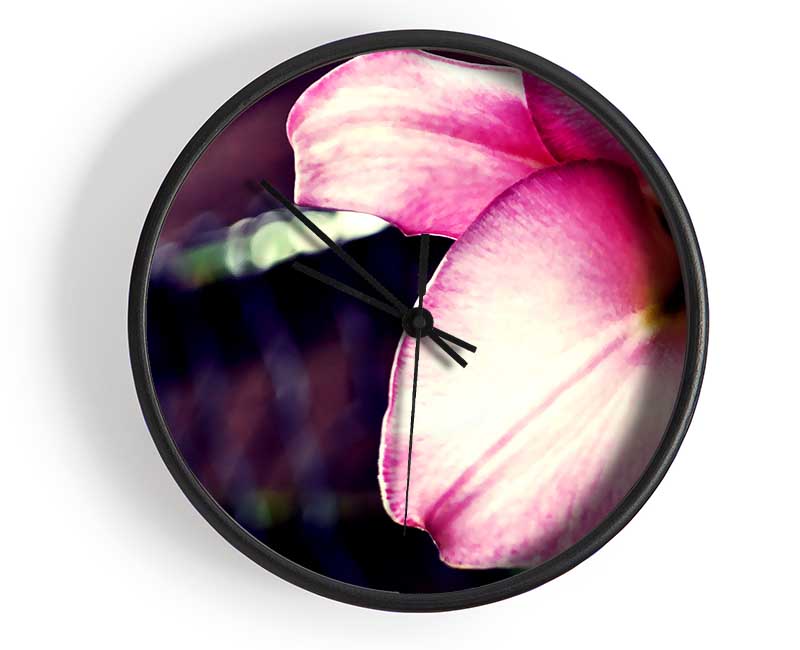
[293,261,401,318]
[292,259,465,368]
[429,329,475,354]
[407,232,477,365]
[404,332,421,534]
[261,179,475,365]
[292,262,477,353]
[417,233,429,302]
[403,235,429,534]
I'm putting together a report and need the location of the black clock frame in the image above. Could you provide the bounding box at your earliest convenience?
[129,29,709,612]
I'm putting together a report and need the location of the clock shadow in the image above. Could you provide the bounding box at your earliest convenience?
[47,23,408,618]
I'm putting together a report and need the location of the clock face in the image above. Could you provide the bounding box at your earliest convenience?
[131,31,706,611]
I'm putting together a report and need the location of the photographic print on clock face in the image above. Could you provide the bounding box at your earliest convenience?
[145,46,687,595]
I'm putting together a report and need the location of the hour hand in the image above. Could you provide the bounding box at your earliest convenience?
[292,262,477,356]
[292,261,401,319]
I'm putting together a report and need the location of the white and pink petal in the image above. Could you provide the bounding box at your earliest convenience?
[523,74,641,177]
[379,161,685,568]
[288,50,557,238]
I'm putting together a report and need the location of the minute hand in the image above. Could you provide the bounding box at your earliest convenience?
[260,180,475,365]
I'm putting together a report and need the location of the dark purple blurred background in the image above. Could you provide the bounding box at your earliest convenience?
[147,61,521,592]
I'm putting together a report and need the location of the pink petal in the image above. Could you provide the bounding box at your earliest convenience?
[524,74,639,174]
[288,50,557,238]
[379,161,685,568]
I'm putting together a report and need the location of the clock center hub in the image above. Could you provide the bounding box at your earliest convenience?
[403,307,435,337]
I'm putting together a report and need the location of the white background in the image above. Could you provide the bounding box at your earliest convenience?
[2,1,798,647]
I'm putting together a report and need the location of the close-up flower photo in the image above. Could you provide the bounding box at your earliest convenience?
[146,48,686,592]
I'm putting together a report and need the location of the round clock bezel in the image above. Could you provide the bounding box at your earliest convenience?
[129,29,709,612]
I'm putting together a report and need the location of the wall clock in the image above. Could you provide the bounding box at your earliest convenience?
[129,29,708,611]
